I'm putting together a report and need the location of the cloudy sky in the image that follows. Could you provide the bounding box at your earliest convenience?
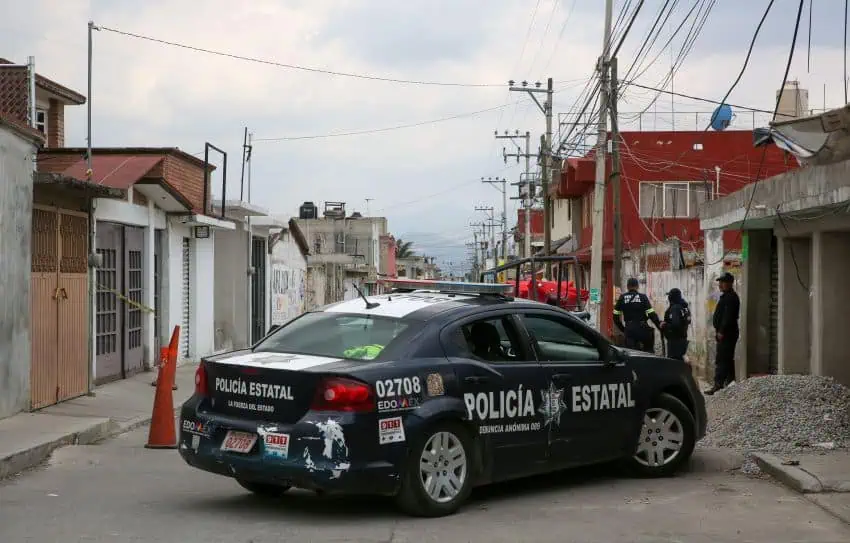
[3,0,846,275]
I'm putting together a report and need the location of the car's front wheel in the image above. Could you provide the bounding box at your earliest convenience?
[395,422,474,517]
[624,392,696,477]
[236,479,292,498]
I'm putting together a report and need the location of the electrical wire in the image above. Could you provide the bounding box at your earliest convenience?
[706,0,805,267]
[97,25,506,88]
[253,80,587,142]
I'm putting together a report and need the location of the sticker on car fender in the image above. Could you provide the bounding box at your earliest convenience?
[426,373,444,396]
[375,377,422,398]
[263,432,290,459]
[378,417,406,444]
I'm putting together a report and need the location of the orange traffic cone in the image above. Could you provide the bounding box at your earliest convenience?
[151,347,178,390]
[145,326,180,449]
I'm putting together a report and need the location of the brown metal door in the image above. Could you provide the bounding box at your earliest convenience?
[57,211,90,403]
[123,226,145,376]
[95,222,123,384]
[30,207,59,410]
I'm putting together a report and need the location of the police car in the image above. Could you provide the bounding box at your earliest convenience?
[178,279,706,517]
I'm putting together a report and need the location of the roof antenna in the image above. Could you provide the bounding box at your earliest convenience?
[353,284,380,309]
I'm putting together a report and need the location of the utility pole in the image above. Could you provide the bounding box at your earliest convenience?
[86,21,99,177]
[498,130,533,259]
[589,0,614,329]
[475,206,496,264]
[609,56,623,290]
[509,79,553,276]
[481,176,508,262]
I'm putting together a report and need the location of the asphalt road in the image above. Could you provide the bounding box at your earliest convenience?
[1,426,849,543]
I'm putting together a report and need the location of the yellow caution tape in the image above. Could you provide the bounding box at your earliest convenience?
[96,284,156,314]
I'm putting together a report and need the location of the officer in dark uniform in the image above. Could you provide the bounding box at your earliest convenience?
[661,288,691,361]
[706,272,740,395]
[613,278,662,353]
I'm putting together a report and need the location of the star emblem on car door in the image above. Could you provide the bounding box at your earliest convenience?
[539,381,567,427]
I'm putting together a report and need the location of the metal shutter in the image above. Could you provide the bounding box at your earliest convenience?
[181,237,191,360]
[768,235,779,374]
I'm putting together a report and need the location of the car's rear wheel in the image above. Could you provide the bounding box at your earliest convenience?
[624,393,696,477]
[236,479,291,498]
[395,422,474,517]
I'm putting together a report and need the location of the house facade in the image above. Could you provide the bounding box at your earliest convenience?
[550,129,794,336]
[700,106,850,387]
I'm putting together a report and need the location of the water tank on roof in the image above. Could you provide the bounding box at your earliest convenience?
[299,201,318,219]
[350,212,363,219]
[710,104,733,131]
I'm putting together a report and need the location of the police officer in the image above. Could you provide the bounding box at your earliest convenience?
[613,278,662,353]
[706,272,740,395]
[661,288,691,361]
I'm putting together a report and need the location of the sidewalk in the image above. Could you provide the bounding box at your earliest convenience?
[753,451,850,524]
[0,364,197,479]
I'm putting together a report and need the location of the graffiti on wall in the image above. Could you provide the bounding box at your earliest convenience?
[270,264,306,325]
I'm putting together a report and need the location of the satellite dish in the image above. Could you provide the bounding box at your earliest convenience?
[710,104,733,131]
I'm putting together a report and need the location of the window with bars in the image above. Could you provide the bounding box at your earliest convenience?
[638,182,713,219]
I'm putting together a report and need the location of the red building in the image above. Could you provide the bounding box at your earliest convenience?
[551,130,796,335]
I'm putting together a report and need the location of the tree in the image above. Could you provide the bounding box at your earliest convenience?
[395,239,414,259]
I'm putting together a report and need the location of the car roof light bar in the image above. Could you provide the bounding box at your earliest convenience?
[378,278,514,295]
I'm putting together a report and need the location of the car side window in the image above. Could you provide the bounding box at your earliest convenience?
[446,316,526,364]
[521,314,600,363]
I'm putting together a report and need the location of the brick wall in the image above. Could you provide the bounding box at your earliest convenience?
[47,98,63,147]
[0,66,29,125]
[162,154,209,213]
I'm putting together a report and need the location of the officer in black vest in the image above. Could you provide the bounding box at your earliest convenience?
[661,288,691,360]
[613,278,662,353]
[706,272,741,395]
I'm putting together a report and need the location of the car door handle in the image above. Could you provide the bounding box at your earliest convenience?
[464,376,489,385]
[551,373,573,383]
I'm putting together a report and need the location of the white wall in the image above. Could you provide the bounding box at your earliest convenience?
[551,198,572,241]
[213,225,249,351]
[165,219,215,364]
[269,229,308,325]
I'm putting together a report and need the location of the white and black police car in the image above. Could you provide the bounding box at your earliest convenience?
[179,279,706,517]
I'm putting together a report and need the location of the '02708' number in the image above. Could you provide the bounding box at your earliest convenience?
[375,377,422,398]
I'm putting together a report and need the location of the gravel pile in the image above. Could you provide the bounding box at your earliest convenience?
[699,375,850,455]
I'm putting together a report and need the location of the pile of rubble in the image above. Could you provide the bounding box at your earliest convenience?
[700,374,850,454]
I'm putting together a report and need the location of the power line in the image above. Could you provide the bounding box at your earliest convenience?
[621,82,775,114]
[253,81,587,142]
[707,0,805,266]
[97,25,505,88]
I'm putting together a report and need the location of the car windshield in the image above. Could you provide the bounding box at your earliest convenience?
[254,312,410,361]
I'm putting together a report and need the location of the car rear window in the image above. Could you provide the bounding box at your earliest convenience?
[253,312,410,361]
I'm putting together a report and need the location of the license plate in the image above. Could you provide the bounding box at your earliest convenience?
[220,431,257,454]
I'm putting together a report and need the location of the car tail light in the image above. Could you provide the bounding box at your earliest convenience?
[195,361,209,396]
[311,377,374,413]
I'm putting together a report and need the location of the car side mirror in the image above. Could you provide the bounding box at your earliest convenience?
[267,324,281,335]
[603,345,620,365]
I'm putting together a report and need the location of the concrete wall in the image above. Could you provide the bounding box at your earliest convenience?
[777,235,811,375]
[213,225,249,351]
[269,229,307,325]
[0,126,36,419]
[622,245,707,365]
[811,231,850,385]
[306,265,327,310]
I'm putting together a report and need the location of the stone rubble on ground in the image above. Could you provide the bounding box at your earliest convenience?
[697,375,850,474]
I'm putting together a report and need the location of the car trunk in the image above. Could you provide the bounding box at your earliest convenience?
[204,357,325,424]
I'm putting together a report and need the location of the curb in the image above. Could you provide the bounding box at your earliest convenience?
[0,408,180,480]
[0,418,116,480]
[751,452,824,493]
[690,447,746,473]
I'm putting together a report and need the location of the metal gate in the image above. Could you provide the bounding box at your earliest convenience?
[251,236,267,343]
[180,237,191,360]
[768,235,779,374]
[95,222,123,383]
[123,226,145,376]
[31,206,90,409]
[94,222,146,383]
